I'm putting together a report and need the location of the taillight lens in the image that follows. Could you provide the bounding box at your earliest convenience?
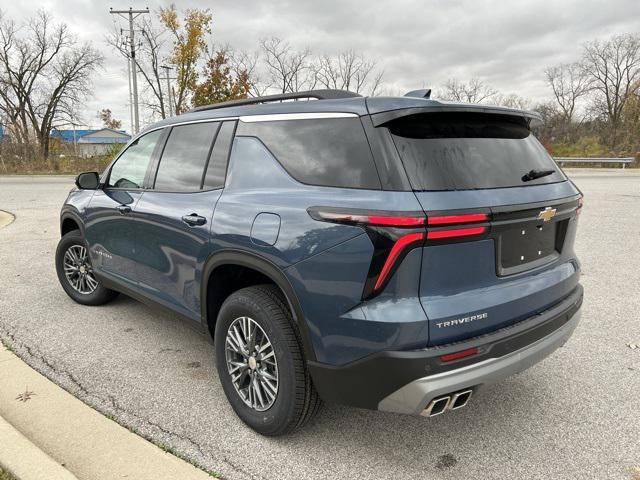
[308,207,489,297]
[373,232,425,290]
[576,197,583,215]
[427,213,488,225]
[310,210,425,227]
[427,226,487,240]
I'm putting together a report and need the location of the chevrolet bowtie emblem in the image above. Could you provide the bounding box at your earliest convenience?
[537,207,557,222]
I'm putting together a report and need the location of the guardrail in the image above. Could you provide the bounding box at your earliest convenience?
[554,157,635,169]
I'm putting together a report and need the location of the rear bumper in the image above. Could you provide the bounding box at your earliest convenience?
[308,284,583,412]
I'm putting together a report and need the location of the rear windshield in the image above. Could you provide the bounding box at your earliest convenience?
[388,112,566,191]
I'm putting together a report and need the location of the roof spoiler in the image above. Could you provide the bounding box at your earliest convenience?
[370,105,543,129]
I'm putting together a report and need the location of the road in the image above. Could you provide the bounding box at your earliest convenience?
[0,171,639,479]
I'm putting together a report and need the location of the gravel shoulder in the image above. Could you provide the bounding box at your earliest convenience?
[0,172,638,480]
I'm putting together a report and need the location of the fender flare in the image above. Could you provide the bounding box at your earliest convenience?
[60,208,84,236]
[200,249,317,362]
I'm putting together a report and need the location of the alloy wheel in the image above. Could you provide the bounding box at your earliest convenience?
[63,245,98,294]
[225,316,279,411]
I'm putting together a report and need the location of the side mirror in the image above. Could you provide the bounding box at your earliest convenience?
[75,172,100,190]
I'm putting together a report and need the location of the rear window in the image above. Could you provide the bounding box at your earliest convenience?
[237,117,381,189]
[388,112,566,191]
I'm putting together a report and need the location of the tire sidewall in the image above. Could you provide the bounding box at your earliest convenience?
[215,291,298,435]
[55,231,113,305]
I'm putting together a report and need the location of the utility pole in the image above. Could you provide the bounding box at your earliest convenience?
[109,7,149,134]
[160,65,173,117]
[125,36,134,133]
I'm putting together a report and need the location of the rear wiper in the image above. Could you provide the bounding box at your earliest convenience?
[522,169,555,182]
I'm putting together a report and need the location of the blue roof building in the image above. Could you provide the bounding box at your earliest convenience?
[50,128,131,156]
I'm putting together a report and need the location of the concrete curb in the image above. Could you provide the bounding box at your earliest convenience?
[0,345,213,479]
[0,416,78,480]
[0,210,14,229]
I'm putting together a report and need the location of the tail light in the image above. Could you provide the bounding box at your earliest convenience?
[308,207,489,298]
[576,196,583,216]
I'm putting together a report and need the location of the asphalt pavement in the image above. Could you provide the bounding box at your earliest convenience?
[0,171,638,479]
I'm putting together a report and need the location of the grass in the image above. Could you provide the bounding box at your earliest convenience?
[0,466,17,480]
[0,156,113,175]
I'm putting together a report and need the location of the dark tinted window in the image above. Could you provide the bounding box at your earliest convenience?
[203,121,236,189]
[107,129,162,189]
[154,122,218,191]
[389,113,566,191]
[238,117,381,189]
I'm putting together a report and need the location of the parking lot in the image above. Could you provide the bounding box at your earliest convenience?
[0,171,638,479]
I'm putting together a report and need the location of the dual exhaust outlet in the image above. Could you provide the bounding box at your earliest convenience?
[421,389,473,417]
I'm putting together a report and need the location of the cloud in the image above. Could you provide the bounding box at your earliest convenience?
[2,0,639,133]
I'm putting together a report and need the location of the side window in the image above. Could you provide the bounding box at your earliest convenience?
[236,117,381,189]
[107,129,163,189]
[153,122,218,191]
[203,120,236,189]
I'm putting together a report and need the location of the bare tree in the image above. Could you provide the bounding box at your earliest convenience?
[314,50,384,95]
[582,33,640,148]
[0,10,102,159]
[107,17,168,119]
[545,62,591,123]
[260,37,315,93]
[439,78,498,103]
[493,93,532,110]
[226,47,269,97]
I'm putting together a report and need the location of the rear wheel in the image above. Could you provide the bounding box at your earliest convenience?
[55,230,118,306]
[214,285,322,436]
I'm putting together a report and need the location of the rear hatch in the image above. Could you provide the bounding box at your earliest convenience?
[386,111,582,345]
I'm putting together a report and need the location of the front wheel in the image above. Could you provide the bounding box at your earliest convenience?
[214,285,322,436]
[55,230,118,306]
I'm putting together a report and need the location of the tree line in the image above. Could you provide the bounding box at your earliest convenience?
[0,6,638,162]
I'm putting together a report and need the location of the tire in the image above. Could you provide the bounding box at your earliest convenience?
[214,284,322,436]
[55,230,118,306]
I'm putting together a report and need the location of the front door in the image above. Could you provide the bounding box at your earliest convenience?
[85,129,164,286]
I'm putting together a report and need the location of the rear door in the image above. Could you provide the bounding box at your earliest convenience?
[134,120,235,320]
[85,129,163,285]
[386,112,582,345]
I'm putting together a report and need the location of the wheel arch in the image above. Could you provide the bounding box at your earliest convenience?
[201,249,316,362]
[60,209,84,237]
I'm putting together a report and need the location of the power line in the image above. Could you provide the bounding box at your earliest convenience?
[109,7,149,134]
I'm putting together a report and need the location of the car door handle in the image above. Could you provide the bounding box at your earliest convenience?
[181,213,207,226]
[116,205,132,215]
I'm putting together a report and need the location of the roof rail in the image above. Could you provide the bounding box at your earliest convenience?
[190,89,361,113]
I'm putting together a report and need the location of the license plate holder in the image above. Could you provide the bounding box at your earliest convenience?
[498,222,558,275]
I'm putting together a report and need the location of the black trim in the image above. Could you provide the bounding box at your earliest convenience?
[308,285,582,410]
[96,273,209,338]
[200,249,317,362]
[189,89,361,112]
[199,122,222,189]
[60,208,84,236]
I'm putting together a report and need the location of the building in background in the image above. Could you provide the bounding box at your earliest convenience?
[50,128,131,156]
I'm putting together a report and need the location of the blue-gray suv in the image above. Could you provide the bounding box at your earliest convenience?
[56,89,583,436]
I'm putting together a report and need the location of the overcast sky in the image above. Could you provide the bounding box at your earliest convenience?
[3,0,639,133]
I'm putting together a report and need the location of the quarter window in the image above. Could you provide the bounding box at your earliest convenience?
[154,122,218,191]
[237,117,381,189]
[107,129,162,189]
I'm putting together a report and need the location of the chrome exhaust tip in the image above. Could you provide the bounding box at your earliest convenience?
[450,389,473,410]
[421,396,451,417]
